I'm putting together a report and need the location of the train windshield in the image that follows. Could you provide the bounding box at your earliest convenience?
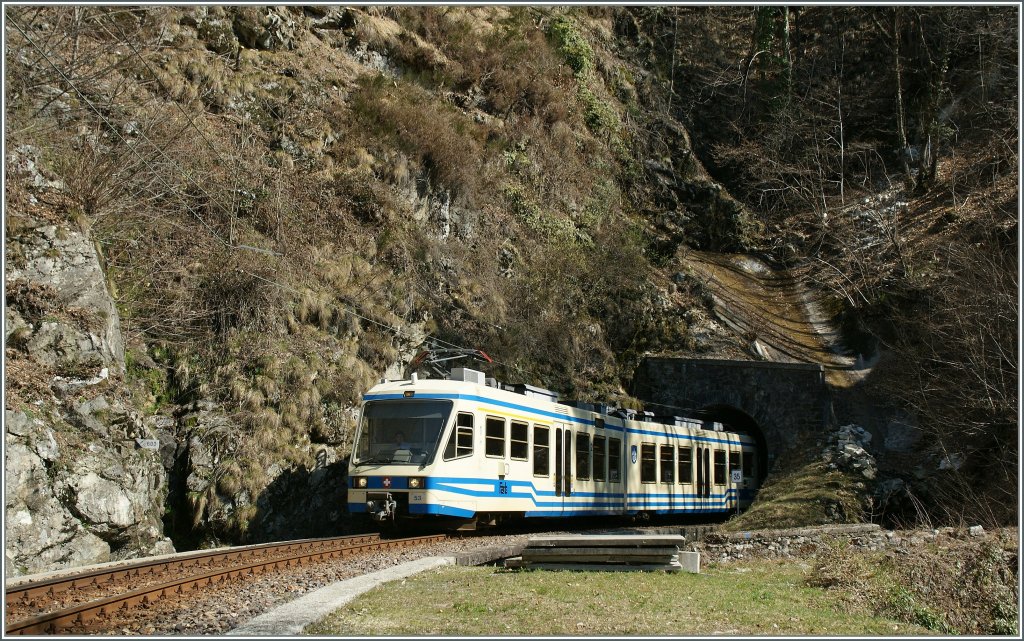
[354,400,453,466]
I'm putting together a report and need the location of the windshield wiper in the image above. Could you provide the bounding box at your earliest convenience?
[358,455,393,466]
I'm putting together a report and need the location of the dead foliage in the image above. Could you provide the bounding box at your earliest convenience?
[811,529,1019,634]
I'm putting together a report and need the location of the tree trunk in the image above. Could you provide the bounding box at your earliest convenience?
[893,8,914,187]
[781,6,792,100]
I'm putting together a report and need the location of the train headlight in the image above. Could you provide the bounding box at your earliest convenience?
[408,477,424,489]
[355,477,368,488]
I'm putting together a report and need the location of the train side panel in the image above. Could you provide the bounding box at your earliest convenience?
[347,378,758,523]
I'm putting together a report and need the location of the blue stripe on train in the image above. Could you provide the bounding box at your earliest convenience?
[349,502,735,517]
[351,475,756,501]
[354,477,412,490]
[361,393,749,446]
[425,477,755,501]
[408,503,476,518]
[352,476,757,502]
[349,477,755,515]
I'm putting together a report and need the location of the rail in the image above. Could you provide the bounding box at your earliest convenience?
[5,533,446,635]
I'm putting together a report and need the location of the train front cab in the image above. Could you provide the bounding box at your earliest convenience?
[346,395,461,524]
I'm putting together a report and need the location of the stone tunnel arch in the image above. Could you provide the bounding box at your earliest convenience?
[692,404,768,484]
[632,357,831,479]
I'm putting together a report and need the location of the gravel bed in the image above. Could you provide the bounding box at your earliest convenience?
[67,532,535,636]
[7,545,324,624]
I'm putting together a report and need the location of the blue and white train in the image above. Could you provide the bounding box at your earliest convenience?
[347,367,759,527]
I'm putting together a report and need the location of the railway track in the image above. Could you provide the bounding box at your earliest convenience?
[5,533,447,635]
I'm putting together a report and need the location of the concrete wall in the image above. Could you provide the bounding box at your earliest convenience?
[632,358,831,471]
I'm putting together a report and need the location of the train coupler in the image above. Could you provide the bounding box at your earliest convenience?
[367,492,398,521]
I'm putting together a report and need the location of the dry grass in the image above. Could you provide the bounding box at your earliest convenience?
[3,351,57,409]
[811,530,1019,634]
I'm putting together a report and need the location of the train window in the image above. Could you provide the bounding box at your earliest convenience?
[575,433,591,480]
[660,445,674,483]
[608,438,622,482]
[714,449,726,485]
[678,446,693,483]
[443,413,474,460]
[485,416,506,458]
[641,443,656,483]
[593,436,606,481]
[533,425,550,476]
[742,450,753,476]
[510,421,529,461]
[729,450,741,476]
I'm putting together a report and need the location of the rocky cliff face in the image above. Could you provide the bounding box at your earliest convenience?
[5,147,174,575]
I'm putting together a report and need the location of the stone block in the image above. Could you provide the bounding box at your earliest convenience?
[678,550,700,573]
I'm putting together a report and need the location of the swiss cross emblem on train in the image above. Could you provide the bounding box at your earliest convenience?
[382,477,391,488]
[630,445,638,464]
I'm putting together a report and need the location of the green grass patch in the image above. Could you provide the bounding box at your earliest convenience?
[306,560,933,636]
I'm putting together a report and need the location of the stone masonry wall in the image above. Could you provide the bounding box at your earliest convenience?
[633,358,831,460]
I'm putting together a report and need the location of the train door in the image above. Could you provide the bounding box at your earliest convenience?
[705,448,712,501]
[696,444,704,509]
[741,444,757,507]
[553,424,573,514]
[704,448,712,508]
[695,446,703,511]
[695,445,711,510]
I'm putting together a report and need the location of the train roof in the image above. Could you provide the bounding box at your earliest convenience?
[363,369,754,443]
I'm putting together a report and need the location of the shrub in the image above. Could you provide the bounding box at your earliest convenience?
[578,85,619,135]
[810,533,1019,635]
[549,15,593,76]
[349,75,487,200]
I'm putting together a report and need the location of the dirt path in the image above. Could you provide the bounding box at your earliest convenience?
[681,249,870,388]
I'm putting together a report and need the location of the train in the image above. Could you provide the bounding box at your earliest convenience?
[346,366,759,528]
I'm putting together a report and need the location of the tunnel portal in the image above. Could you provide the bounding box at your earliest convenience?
[632,358,831,476]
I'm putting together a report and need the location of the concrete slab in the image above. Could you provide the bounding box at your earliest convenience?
[453,543,525,566]
[527,535,689,547]
[226,556,456,636]
[505,560,686,573]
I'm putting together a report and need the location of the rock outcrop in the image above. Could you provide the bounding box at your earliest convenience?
[5,399,174,576]
[823,423,877,481]
[5,150,174,576]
